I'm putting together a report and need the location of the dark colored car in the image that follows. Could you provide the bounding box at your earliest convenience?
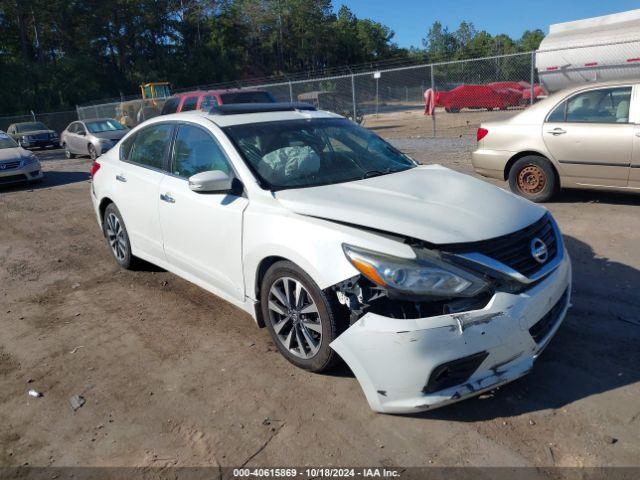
[160,89,276,115]
[6,122,60,149]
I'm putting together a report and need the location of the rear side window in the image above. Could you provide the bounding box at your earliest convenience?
[200,95,218,110]
[171,124,231,178]
[161,98,180,115]
[122,123,174,170]
[181,96,198,112]
[549,87,632,124]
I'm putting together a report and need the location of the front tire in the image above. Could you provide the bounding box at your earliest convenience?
[102,203,135,269]
[63,143,76,159]
[260,261,345,372]
[508,155,558,202]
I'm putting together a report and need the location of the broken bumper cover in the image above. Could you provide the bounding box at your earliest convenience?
[330,254,571,414]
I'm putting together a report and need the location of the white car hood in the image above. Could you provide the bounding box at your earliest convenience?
[274,165,546,245]
[0,147,26,162]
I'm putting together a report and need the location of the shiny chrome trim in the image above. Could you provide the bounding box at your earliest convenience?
[455,217,565,285]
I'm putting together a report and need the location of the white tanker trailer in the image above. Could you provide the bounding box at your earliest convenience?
[536,9,640,93]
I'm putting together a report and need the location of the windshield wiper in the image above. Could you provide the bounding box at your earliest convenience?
[361,167,406,179]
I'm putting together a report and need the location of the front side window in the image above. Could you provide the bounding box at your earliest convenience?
[171,124,230,178]
[124,123,174,170]
[182,96,198,112]
[161,98,179,115]
[552,87,633,124]
[224,118,416,190]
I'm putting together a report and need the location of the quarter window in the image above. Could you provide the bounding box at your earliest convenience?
[124,123,174,169]
[171,124,231,178]
[550,87,632,124]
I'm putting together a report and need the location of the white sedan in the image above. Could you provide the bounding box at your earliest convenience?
[0,131,43,186]
[90,103,571,414]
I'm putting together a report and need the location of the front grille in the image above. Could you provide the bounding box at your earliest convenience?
[444,213,558,278]
[529,288,569,344]
[0,174,27,184]
[0,161,21,170]
[33,133,48,141]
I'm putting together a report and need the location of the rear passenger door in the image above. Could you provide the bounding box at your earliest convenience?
[543,86,633,187]
[115,122,175,263]
[158,123,248,301]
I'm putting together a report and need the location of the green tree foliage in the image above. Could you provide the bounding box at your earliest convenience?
[0,0,544,115]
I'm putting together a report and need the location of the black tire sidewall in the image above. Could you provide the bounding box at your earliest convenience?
[508,156,557,203]
[103,204,133,269]
[260,261,342,372]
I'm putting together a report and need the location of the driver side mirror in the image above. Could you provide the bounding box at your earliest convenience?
[188,170,236,194]
[78,130,86,136]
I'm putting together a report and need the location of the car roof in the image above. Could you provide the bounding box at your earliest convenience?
[171,88,269,99]
[156,104,343,127]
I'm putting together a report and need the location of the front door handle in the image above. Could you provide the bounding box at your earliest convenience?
[116,174,127,183]
[160,193,175,204]
[547,128,567,136]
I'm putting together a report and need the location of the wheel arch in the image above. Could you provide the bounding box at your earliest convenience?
[504,151,560,186]
[98,197,114,226]
[253,255,289,328]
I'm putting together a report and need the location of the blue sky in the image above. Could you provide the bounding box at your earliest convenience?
[333,1,640,48]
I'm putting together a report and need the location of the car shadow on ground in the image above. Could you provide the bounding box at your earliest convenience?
[552,188,640,206]
[0,171,89,193]
[327,234,640,419]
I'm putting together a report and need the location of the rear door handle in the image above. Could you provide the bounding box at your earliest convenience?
[160,193,175,204]
[116,174,127,183]
[547,128,566,136]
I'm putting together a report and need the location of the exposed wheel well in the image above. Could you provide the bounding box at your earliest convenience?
[98,198,114,226]
[504,151,559,186]
[253,256,288,327]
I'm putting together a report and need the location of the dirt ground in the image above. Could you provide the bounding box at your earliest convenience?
[1,111,639,471]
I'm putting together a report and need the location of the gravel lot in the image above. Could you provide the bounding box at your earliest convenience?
[1,112,639,471]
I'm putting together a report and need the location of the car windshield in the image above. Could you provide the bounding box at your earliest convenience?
[85,119,126,133]
[224,118,416,190]
[16,122,47,133]
[220,91,275,104]
[0,133,18,149]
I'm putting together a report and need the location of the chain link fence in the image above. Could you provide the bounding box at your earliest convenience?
[0,50,554,140]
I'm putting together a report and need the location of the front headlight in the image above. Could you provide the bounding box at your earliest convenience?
[343,244,488,298]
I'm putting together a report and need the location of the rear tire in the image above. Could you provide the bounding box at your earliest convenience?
[508,155,558,203]
[260,261,345,372]
[102,203,135,269]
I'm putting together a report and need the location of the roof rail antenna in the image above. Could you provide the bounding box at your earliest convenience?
[208,102,317,115]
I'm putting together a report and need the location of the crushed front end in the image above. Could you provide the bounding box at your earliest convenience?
[329,213,572,414]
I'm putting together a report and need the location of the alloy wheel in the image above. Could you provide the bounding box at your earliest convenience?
[267,277,322,359]
[104,212,127,262]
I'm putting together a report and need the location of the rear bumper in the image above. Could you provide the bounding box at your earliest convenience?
[471,149,513,180]
[330,254,571,414]
[0,163,43,185]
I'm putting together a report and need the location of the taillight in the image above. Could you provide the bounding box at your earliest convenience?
[476,128,488,142]
[90,161,101,179]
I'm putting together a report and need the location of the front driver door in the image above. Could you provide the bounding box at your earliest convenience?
[158,123,248,301]
[543,86,633,187]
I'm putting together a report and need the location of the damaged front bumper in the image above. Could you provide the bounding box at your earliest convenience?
[330,253,571,414]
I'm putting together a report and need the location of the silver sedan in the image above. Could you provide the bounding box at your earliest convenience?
[60,118,129,160]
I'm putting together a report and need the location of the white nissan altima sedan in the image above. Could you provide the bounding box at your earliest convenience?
[90,103,571,414]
